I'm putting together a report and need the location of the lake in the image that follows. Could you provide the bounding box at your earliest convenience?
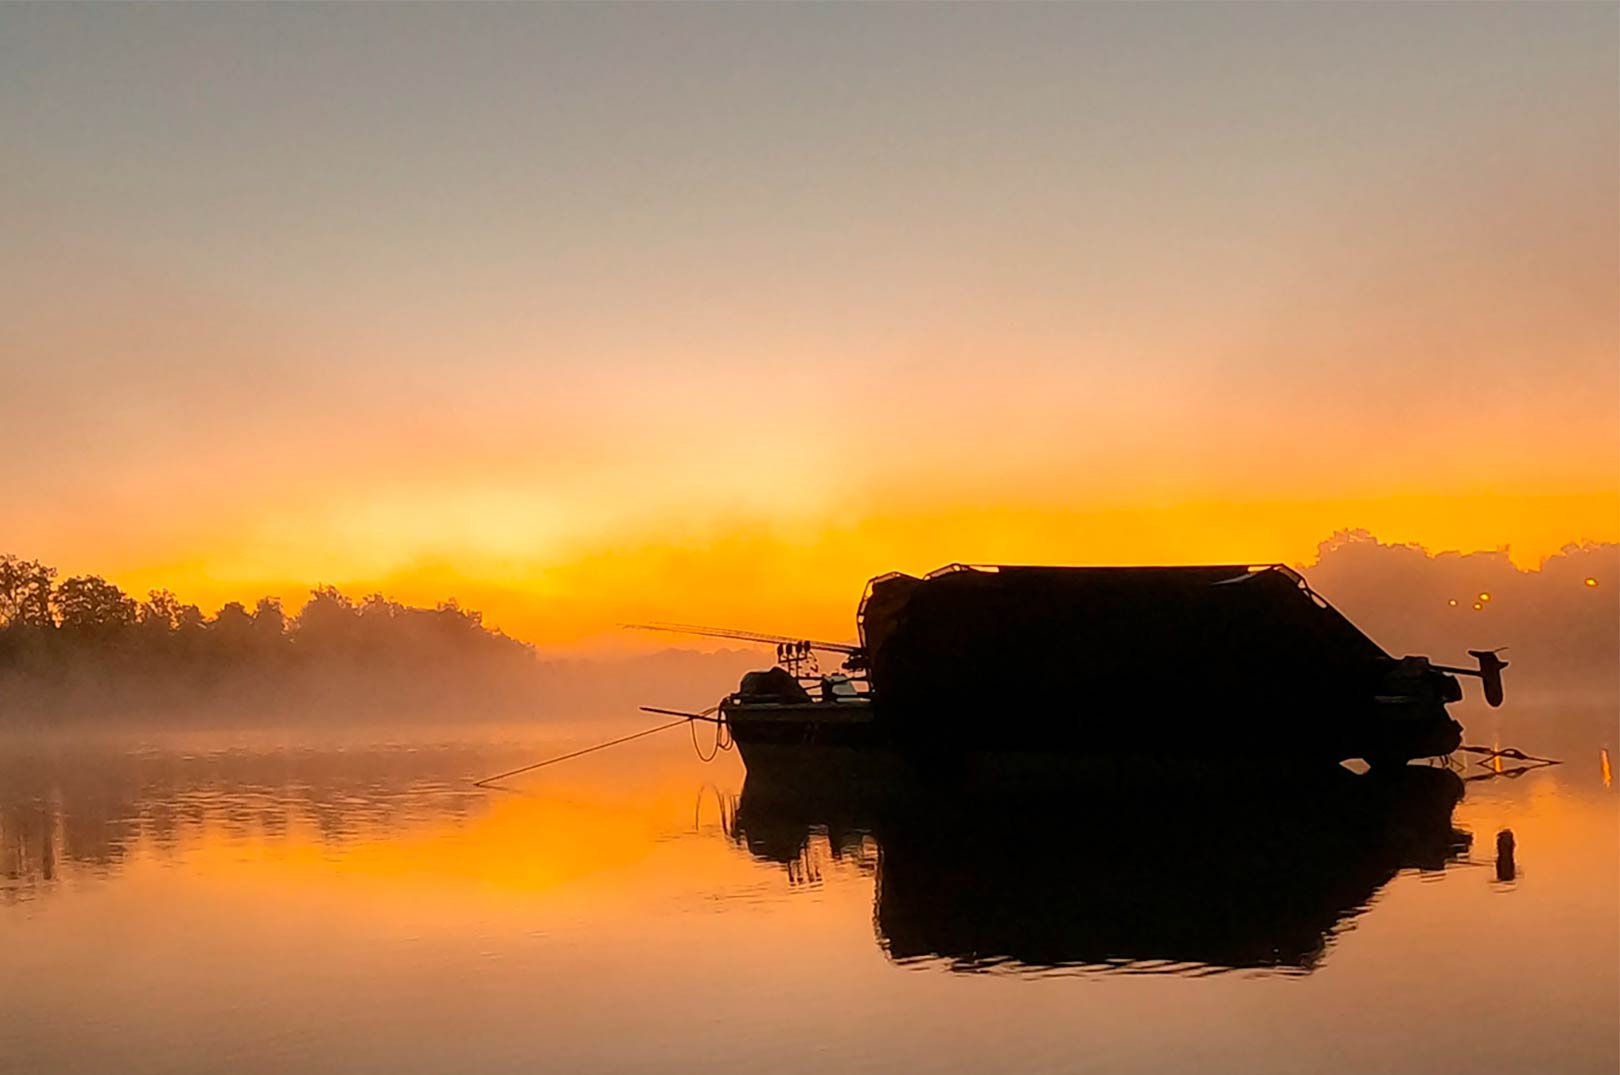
[1,705,1614,1075]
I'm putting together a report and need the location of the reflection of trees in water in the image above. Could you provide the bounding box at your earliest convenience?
[731,765,1473,975]
[0,744,495,904]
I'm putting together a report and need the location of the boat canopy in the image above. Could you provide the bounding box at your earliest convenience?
[857,564,1392,722]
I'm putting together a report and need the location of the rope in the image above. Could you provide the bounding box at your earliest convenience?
[473,703,729,786]
[473,718,690,788]
[691,714,720,762]
[689,705,734,763]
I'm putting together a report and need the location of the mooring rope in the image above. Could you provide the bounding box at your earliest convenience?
[472,718,691,788]
[690,716,721,763]
[473,704,727,787]
[689,706,734,763]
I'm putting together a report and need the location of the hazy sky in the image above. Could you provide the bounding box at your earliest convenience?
[3,3,1616,647]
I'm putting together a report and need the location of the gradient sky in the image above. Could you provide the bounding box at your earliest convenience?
[3,3,1616,648]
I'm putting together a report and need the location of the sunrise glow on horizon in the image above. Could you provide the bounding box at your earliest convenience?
[4,4,1616,649]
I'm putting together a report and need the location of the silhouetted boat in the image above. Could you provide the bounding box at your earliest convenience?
[636,563,1506,770]
[730,763,1472,974]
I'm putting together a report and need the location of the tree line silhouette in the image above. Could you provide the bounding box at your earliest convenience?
[0,554,538,718]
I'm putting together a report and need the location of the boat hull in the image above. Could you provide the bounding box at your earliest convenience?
[721,694,1462,782]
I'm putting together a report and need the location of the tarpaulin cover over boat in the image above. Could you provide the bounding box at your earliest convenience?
[856,564,1421,755]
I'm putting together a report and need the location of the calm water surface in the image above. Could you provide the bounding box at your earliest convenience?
[1,708,1615,1074]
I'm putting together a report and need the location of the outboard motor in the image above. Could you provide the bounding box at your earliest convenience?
[1432,649,1509,708]
[1468,650,1508,707]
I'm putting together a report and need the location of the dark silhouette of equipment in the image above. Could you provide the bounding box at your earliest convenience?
[1433,649,1509,707]
[622,622,866,675]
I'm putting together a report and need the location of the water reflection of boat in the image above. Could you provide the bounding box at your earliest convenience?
[731,764,1470,975]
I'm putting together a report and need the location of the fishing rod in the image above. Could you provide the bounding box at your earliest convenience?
[620,621,863,656]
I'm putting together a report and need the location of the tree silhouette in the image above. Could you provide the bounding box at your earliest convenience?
[0,555,55,628]
[212,601,253,648]
[252,597,287,648]
[53,576,138,634]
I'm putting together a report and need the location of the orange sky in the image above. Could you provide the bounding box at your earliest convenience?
[2,5,1615,650]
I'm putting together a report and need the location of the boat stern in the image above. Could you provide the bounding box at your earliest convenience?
[1360,656,1469,765]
